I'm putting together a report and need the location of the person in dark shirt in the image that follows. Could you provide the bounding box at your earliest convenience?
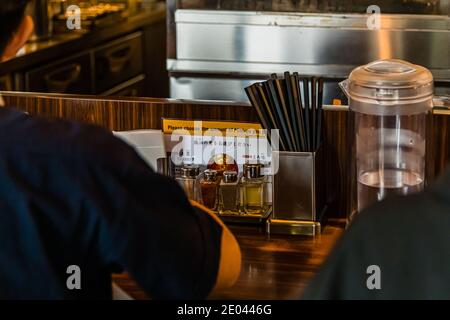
[0,1,241,299]
[302,170,450,299]
[0,1,33,62]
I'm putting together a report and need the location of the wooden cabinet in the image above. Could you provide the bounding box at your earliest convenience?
[25,53,92,94]
[23,33,144,95]
[0,74,13,91]
[94,32,144,93]
[6,13,167,98]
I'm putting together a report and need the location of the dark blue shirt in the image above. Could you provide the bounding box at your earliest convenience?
[0,107,221,299]
[303,170,450,299]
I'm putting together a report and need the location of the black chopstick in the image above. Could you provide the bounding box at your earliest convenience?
[245,84,271,134]
[291,73,306,152]
[316,78,324,148]
[311,77,317,150]
[284,72,302,152]
[245,84,277,149]
[301,76,311,152]
[267,79,295,151]
[275,78,298,152]
[257,83,287,151]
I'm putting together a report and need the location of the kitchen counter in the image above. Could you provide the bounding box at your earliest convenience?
[112,219,346,300]
[3,91,450,214]
[0,3,166,75]
[2,92,450,299]
[0,92,352,300]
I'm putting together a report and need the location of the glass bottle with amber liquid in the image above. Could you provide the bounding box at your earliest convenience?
[200,169,219,210]
[241,163,267,215]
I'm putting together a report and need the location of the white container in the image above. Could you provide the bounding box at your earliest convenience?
[113,129,166,171]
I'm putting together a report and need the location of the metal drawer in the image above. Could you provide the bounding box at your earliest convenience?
[94,32,143,93]
[25,53,92,94]
[0,74,13,91]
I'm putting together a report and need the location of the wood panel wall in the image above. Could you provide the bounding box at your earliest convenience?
[2,92,449,218]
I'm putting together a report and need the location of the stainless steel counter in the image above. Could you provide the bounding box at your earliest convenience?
[168,9,450,102]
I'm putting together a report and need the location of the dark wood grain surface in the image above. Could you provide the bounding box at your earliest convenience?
[1,92,257,130]
[111,219,346,300]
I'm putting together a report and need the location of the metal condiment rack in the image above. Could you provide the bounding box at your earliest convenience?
[160,155,273,225]
[267,144,327,236]
[218,203,272,225]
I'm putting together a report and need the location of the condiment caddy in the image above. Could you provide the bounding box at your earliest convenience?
[176,162,272,224]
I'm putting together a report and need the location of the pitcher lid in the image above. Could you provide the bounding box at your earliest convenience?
[347,59,433,103]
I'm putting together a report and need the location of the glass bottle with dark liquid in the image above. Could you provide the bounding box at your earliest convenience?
[200,169,219,210]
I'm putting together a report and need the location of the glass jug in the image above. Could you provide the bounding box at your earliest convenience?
[340,59,434,214]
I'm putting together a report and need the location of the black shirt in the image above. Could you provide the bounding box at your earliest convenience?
[302,170,450,299]
[0,107,222,299]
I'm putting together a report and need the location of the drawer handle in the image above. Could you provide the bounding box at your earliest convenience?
[120,88,138,97]
[0,75,12,91]
[104,44,133,73]
[44,64,81,93]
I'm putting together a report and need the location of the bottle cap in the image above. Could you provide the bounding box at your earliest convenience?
[180,165,200,178]
[204,169,218,181]
[243,163,262,179]
[223,170,238,183]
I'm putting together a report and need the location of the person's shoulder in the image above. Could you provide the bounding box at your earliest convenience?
[348,189,446,243]
[356,192,423,222]
[0,107,141,167]
[357,189,440,222]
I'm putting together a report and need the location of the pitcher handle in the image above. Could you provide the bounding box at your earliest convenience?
[339,79,350,98]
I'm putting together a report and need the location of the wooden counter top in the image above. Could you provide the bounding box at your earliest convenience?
[0,92,349,299]
[112,219,346,300]
[1,92,448,299]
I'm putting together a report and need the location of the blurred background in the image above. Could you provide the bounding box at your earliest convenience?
[0,0,448,103]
